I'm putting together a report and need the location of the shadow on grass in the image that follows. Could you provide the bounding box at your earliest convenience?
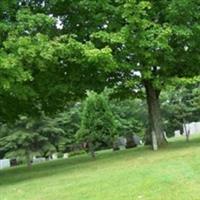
[0,147,149,187]
[0,155,93,187]
[0,135,199,187]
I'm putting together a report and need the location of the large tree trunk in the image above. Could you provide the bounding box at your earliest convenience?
[144,80,167,149]
[144,112,153,145]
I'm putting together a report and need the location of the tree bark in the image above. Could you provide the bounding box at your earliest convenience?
[144,80,167,148]
[183,119,190,142]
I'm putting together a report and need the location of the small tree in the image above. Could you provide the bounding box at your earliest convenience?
[53,104,81,152]
[109,99,147,149]
[77,90,116,158]
[0,116,55,167]
[37,115,66,153]
[0,130,49,167]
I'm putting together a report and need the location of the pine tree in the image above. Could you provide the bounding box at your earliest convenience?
[77,90,116,158]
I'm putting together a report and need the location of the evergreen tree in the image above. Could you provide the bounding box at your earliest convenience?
[77,90,116,158]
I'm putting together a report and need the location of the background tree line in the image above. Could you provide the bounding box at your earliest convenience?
[1,84,200,165]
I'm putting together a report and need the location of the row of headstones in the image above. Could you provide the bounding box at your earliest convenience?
[0,153,70,170]
[114,135,143,150]
[183,122,200,135]
[32,153,69,163]
[0,135,142,169]
[174,122,200,137]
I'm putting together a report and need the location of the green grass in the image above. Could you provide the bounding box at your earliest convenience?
[1,136,200,200]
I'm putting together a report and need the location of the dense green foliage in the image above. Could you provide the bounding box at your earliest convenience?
[0,95,149,161]
[0,3,116,121]
[111,99,147,138]
[0,0,200,158]
[0,116,55,166]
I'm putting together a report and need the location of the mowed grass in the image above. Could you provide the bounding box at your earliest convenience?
[1,136,200,200]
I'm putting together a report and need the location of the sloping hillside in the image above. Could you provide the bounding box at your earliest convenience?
[1,136,200,200]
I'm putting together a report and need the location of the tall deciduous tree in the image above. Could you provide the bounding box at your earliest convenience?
[89,0,200,148]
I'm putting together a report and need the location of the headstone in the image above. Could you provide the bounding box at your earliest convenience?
[32,157,46,164]
[0,159,10,169]
[174,130,181,137]
[126,134,137,148]
[113,137,126,151]
[116,136,127,150]
[119,146,126,150]
[183,122,200,135]
[63,153,69,159]
[133,135,142,145]
[52,153,58,160]
[118,137,127,146]
[114,135,142,150]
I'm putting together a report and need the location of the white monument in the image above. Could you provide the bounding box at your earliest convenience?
[52,153,58,160]
[183,122,200,135]
[174,130,181,137]
[32,157,46,164]
[0,159,10,170]
[63,153,69,159]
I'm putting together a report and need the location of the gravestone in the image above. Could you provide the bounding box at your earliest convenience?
[133,135,143,145]
[126,134,137,149]
[113,137,127,151]
[0,159,10,169]
[174,130,181,137]
[63,153,69,159]
[52,153,58,160]
[32,157,46,164]
[114,134,142,150]
[118,137,127,150]
[183,122,200,135]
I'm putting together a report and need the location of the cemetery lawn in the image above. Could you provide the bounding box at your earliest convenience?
[1,136,200,200]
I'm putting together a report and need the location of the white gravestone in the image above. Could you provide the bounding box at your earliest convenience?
[174,130,181,137]
[0,159,10,169]
[32,157,46,164]
[183,122,200,135]
[63,153,69,159]
[52,153,58,160]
